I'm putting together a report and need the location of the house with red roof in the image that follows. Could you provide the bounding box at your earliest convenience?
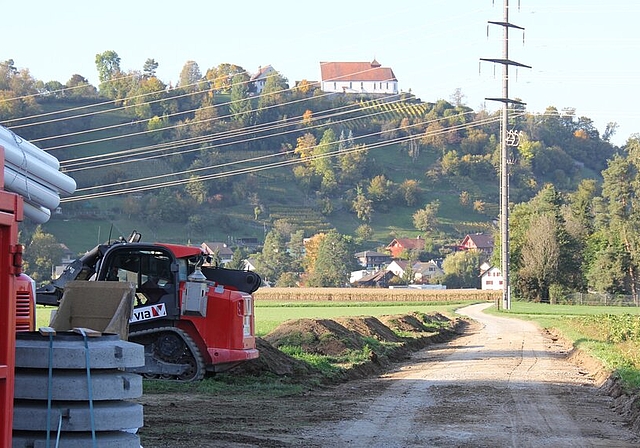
[320,59,398,94]
[386,236,425,259]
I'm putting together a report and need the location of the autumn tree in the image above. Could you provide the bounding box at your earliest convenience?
[205,63,245,93]
[367,175,394,209]
[306,231,355,287]
[400,179,421,207]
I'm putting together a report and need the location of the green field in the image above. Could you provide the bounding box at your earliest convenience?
[36,299,640,389]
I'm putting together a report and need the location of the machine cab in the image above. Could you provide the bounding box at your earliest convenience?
[97,245,185,317]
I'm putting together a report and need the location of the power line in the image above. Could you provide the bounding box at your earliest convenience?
[62,113,508,202]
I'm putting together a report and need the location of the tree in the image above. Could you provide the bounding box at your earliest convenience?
[337,145,366,185]
[589,143,640,301]
[302,233,325,279]
[66,74,97,98]
[306,231,354,287]
[413,201,440,234]
[229,72,252,125]
[312,128,338,194]
[185,175,207,204]
[143,58,159,78]
[400,179,421,207]
[568,179,598,234]
[354,224,373,244]
[254,229,293,285]
[352,187,373,222]
[442,250,482,288]
[24,227,63,284]
[95,50,121,97]
[509,184,583,299]
[226,248,247,270]
[206,63,246,92]
[518,213,560,302]
[449,87,466,106]
[256,71,288,124]
[178,60,202,88]
[367,175,394,205]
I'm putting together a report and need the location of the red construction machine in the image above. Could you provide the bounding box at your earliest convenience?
[36,230,262,381]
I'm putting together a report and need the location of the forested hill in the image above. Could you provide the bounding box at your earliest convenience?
[0,57,621,257]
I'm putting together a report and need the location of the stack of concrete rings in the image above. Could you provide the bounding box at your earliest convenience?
[12,331,145,447]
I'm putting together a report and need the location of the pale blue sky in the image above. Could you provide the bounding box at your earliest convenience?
[4,1,639,146]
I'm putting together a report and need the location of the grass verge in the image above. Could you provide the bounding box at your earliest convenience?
[490,300,640,391]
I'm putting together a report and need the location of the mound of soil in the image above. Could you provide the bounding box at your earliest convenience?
[228,338,319,377]
[230,313,459,380]
[263,318,366,356]
[334,316,403,343]
[379,311,436,333]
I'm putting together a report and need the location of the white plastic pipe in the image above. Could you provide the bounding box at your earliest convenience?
[4,165,61,210]
[0,125,60,169]
[2,144,75,195]
[5,158,76,197]
[23,200,52,224]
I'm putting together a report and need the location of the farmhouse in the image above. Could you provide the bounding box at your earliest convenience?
[320,59,398,95]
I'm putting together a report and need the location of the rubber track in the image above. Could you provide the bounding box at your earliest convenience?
[129,326,206,381]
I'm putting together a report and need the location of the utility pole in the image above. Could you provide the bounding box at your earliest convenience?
[480,0,530,310]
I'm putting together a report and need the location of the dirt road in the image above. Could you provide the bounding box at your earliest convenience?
[140,303,640,447]
[300,303,639,447]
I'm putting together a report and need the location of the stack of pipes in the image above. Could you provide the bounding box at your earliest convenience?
[0,126,76,224]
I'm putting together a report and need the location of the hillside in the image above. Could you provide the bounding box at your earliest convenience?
[10,86,614,256]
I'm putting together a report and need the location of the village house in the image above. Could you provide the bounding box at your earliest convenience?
[386,260,410,278]
[250,65,277,94]
[200,242,234,266]
[412,260,444,284]
[320,59,398,95]
[386,236,426,259]
[459,233,494,255]
[52,243,76,279]
[480,262,503,290]
[354,250,392,269]
[352,269,397,288]
[386,259,443,284]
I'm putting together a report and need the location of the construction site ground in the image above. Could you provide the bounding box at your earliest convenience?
[137,303,640,447]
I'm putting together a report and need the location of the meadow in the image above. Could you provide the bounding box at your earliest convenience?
[35,293,640,389]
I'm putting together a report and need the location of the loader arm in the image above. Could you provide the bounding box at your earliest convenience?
[35,244,103,306]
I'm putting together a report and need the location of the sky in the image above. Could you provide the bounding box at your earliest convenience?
[4,0,639,146]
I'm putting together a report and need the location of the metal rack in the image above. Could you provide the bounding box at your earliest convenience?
[0,148,23,447]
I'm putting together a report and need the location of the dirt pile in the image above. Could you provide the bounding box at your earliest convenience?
[264,318,367,356]
[230,312,463,381]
